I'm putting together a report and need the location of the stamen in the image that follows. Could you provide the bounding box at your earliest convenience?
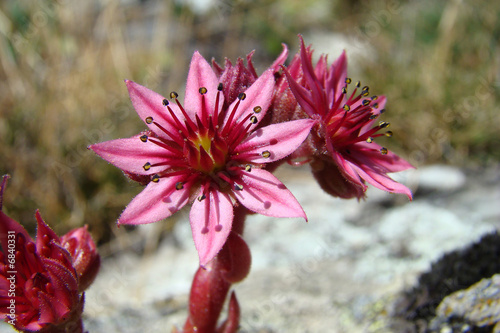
[199,87,207,94]
[362,100,370,106]
[341,87,347,94]
[213,84,222,128]
[343,104,350,111]
[356,81,361,88]
[261,150,271,158]
[234,184,243,191]
[143,162,151,171]
[385,131,393,137]
[345,78,352,84]
[175,182,184,190]
[250,115,258,124]
[372,103,379,109]
[380,147,388,155]
[245,164,252,172]
[380,109,386,114]
[366,137,373,143]
[198,194,206,201]
[145,116,153,124]
[170,92,179,99]
[371,96,378,101]
[162,99,169,106]
[369,114,378,120]
[238,93,246,100]
[253,106,262,113]
[140,135,148,142]
[151,174,160,182]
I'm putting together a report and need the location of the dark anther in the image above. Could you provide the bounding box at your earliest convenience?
[343,104,350,111]
[371,95,378,100]
[380,147,388,155]
[372,103,379,109]
[385,131,393,137]
[380,109,386,114]
[234,184,243,191]
[369,114,378,120]
[356,81,361,88]
[345,78,352,84]
[379,121,390,128]
[362,100,370,106]
[162,99,169,106]
[253,106,262,113]
[217,83,223,91]
[197,194,206,201]
[245,164,252,172]
[262,150,271,158]
[140,135,148,142]
[175,182,184,190]
[238,93,246,100]
[151,174,160,183]
[199,87,207,95]
[250,116,258,124]
[145,116,153,124]
[366,137,373,143]
[143,162,151,171]
[170,91,179,99]
[342,87,347,94]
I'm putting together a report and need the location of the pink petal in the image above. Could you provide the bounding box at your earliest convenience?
[190,189,233,266]
[298,35,328,116]
[184,51,222,120]
[326,138,364,186]
[352,163,413,200]
[233,168,306,220]
[234,119,315,163]
[283,67,317,117]
[125,80,185,140]
[223,70,275,129]
[326,50,347,102]
[89,135,180,175]
[119,174,191,225]
[269,43,289,73]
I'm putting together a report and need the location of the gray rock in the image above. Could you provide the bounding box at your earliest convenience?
[413,165,467,192]
[430,274,500,332]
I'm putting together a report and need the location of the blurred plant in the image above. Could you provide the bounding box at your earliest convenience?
[0,175,100,332]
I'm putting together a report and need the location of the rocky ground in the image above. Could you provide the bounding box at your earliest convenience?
[2,164,499,332]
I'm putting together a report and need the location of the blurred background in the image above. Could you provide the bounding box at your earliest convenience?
[0,0,499,246]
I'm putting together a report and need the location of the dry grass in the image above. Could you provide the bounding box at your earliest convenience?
[0,0,498,243]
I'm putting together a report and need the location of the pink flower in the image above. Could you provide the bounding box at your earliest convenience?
[0,175,99,333]
[89,52,314,265]
[283,36,414,199]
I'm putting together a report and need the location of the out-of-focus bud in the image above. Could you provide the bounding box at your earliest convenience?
[61,225,101,293]
[0,175,97,333]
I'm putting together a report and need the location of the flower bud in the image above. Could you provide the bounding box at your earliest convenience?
[61,225,101,292]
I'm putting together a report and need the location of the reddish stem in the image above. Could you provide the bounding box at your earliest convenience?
[179,205,251,333]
